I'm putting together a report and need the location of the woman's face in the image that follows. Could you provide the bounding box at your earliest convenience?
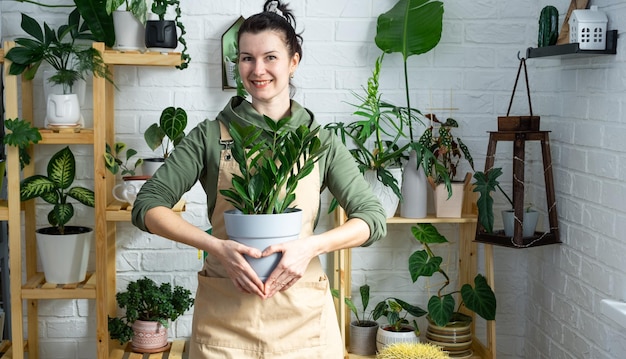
[238,30,299,108]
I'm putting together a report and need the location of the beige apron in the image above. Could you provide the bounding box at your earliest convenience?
[189,121,343,358]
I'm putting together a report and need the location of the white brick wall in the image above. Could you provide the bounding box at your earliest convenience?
[2,0,626,358]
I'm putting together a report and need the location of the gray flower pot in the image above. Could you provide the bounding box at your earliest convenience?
[223,208,302,282]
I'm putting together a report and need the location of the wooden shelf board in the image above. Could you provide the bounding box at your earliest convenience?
[103,48,183,67]
[109,340,187,359]
[21,272,97,299]
[106,200,186,222]
[39,128,94,145]
[0,340,29,359]
[0,200,7,221]
[387,214,477,224]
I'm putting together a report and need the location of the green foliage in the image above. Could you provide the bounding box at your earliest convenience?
[472,167,515,234]
[418,115,474,198]
[4,9,113,94]
[375,0,444,141]
[3,118,42,169]
[219,116,328,215]
[20,146,95,234]
[331,284,374,325]
[104,142,143,176]
[372,297,425,333]
[149,0,190,69]
[144,107,188,159]
[108,276,194,345]
[407,223,496,328]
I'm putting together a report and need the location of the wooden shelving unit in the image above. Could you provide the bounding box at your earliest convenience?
[333,187,496,359]
[2,41,183,359]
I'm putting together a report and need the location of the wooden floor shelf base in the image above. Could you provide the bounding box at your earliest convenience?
[109,340,187,359]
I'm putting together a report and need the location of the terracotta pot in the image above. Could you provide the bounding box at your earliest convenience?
[131,320,168,352]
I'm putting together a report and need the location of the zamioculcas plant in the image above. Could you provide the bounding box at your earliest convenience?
[219,116,328,215]
[20,146,95,235]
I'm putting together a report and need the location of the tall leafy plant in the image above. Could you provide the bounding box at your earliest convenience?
[375,0,444,142]
[144,107,188,159]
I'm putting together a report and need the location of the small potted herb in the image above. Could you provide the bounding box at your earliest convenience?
[108,276,194,352]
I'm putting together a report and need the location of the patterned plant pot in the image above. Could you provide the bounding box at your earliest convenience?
[131,320,168,353]
[426,313,473,358]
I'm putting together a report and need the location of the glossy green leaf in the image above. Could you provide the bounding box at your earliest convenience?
[461,274,496,321]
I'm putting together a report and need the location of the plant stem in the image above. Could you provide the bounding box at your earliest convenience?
[403,59,414,142]
[497,183,514,207]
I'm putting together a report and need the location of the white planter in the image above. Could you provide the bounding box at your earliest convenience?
[223,208,302,282]
[112,10,146,51]
[364,167,403,218]
[36,226,92,284]
[46,93,81,127]
[434,182,465,218]
[142,158,165,177]
[502,209,539,237]
[43,69,86,107]
[400,150,428,219]
[376,325,420,352]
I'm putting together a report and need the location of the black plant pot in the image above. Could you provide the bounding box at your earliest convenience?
[145,20,178,50]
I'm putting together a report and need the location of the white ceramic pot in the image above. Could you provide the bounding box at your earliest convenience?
[43,69,86,107]
[400,150,428,218]
[434,182,465,218]
[113,10,146,51]
[142,158,165,177]
[46,93,81,126]
[131,320,168,352]
[364,167,403,218]
[36,226,92,284]
[113,175,149,206]
[502,209,539,237]
[223,208,302,282]
[376,325,420,352]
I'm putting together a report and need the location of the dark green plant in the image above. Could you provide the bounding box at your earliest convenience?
[219,116,328,215]
[372,297,425,333]
[331,284,374,326]
[408,223,496,329]
[104,142,143,176]
[149,0,190,69]
[4,9,113,94]
[14,0,115,47]
[105,0,149,24]
[3,118,42,169]
[375,0,444,142]
[419,114,474,194]
[144,106,188,159]
[20,146,95,235]
[108,276,194,345]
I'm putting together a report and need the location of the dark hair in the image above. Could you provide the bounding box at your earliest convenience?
[238,0,303,61]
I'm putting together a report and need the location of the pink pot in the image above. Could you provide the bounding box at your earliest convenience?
[131,320,168,352]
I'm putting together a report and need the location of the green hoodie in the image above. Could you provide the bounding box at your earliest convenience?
[132,97,387,246]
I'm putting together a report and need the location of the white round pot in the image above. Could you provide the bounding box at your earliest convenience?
[376,325,420,352]
[223,208,302,282]
[364,167,403,218]
[142,158,165,177]
[502,209,539,237]
[36,226,92,284]
[113,10,146,51]
[46,93,81,126]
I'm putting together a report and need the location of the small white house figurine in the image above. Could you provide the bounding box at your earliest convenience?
[569,5,608,50]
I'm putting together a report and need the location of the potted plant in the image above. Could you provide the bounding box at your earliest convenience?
[473,167,539,237]
[3,118,42,170]
[105,142,147,206]
[408,223,496,355]
[219,116,328,281]
[108,276,194,352]
[4,9,113,127]
[19,146,95,284]
[332,284,379,356]
[106,0,149,51]
[419,114,475,217]
[372,297,425,351]
[325,55,435,218]
[142,106,188,176]
[145,0,190,69]
[374,0,445,218]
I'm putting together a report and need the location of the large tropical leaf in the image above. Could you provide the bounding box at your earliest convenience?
[20,175,56,201]
[47,146,76,190]
[411,223,448,245]
[473,168,503,233]
[408,250,442,281]
[74,0,115,46]
[375,0,444,60]
[68,187,96,207]
[160,106,188,143]
[461,274,496,321]
[427,293,455,326]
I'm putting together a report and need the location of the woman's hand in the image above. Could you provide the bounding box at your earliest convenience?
[262,237,318,298]
[213,240,266,297]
